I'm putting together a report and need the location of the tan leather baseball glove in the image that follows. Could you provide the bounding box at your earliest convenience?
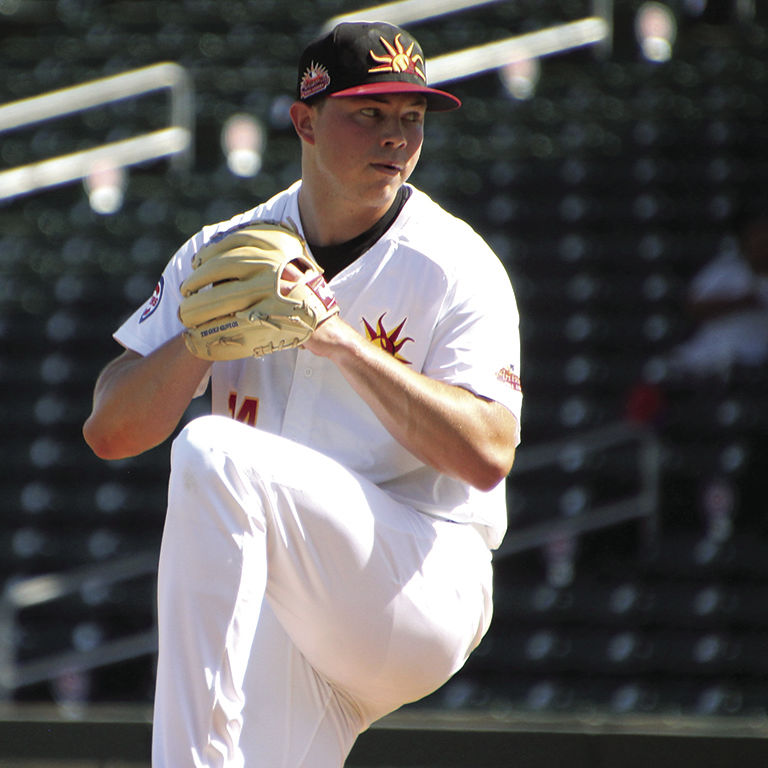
[179,221,338,361]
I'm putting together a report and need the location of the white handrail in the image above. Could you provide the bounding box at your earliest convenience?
[0,61,194,202]
[322,1,613,83]
[0,62,192,133]
[0,421,658,696]
[428,17,610,84]
[0,551,159,698]
[495,421,660,559]
[0,128,189,201]
[323,0,506,31]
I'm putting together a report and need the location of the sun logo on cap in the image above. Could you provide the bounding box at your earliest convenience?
[369,34,426,82]
[363,313,414,364]
[300,61,331,99]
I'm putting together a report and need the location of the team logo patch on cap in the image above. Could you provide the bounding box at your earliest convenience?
[300,61,331,99]
[139,276,164,323]
[369,34,426,81]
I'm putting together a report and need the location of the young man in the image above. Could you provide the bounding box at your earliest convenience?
[84,21,522,767]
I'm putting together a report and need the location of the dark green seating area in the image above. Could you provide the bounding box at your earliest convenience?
[1,0,767,718]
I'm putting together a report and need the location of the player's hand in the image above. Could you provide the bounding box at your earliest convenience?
[280,260,343,354]
[279,260,313,295]
[301,312,357,359]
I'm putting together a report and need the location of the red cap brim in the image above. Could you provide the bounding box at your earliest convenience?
[329,81,461,112]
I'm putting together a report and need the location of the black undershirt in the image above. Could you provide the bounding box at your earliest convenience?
[306,186,411,281]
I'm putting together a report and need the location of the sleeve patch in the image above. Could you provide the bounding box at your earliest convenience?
[139,276,164,323]
[496,364,522,392]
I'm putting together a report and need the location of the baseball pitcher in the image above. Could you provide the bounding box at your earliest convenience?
[84,21,523,768]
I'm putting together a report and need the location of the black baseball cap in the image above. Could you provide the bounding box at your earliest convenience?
[297,21,461,112]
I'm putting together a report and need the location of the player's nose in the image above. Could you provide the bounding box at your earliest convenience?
[379,116,408,148]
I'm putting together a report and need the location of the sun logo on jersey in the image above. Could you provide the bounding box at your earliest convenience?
[363,313,413,364]
[369,35,426,81]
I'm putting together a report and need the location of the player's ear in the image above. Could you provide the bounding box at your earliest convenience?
[290,100,317,145]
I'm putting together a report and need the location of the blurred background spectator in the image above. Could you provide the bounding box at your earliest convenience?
[665,205,768,378]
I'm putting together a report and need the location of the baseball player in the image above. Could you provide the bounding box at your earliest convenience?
[83,21,522,768]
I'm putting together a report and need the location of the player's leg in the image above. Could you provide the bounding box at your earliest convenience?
[153,416,366,767]
[153,415,492,766]
[152,416,267,768]
[257,454,493,723]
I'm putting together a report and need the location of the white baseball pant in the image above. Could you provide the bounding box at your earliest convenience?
[152,415,493,767]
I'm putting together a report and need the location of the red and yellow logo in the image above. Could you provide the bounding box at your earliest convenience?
[369,34,426,81]
[363,313,413,364]
[300,61,331,99]
[496,364,522,392]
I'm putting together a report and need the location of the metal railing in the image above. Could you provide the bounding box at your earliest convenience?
[0,551,159,700]
[323,0,509,30]
[428,15,611,85]
[0,61,194,202]
[496,421,660,559]
[0,421,658,697]
[323,0,613,82]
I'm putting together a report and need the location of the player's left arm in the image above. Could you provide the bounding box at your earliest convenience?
[304,315,516,491]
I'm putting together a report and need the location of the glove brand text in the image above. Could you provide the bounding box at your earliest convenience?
[201,320,240,337]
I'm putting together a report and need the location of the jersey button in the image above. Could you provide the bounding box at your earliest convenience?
[304,367,312,377]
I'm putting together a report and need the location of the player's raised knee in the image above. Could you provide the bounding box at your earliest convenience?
[171,415,238,469]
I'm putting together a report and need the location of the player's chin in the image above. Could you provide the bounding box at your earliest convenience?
[365,173,407,203]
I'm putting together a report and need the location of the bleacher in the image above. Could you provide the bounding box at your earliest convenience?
[1,0,767,733]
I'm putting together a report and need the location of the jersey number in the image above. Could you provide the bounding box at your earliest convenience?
[228,392,259,426]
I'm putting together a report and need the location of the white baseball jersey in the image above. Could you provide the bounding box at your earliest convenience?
[115,181,522,549]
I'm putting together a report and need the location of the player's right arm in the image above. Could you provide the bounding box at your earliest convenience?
[83,334,211,460]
